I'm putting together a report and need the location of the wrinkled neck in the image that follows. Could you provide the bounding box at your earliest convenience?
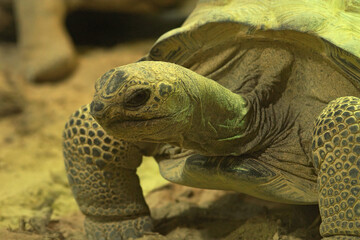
[177,75,254,156]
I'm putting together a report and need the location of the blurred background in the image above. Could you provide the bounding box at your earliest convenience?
[0,1,322,239]
[0,0,193,239]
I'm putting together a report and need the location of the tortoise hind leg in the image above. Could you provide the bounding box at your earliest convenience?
[313,96,360,239]
[156,149,317,204]
[63,105,153,239]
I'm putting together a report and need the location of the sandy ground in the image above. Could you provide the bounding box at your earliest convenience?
[0,12,322,240]
[0,40,167,239]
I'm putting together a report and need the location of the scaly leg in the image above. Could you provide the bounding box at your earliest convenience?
[313,96,360,240]
[63,105,152,239]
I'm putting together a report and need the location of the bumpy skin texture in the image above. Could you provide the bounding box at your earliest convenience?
[63,105,152,239]
[313,97,360,239]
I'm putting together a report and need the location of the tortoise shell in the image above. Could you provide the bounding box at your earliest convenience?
[148,0,360,85]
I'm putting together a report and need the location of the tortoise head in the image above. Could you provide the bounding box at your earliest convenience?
[90,61,194,142]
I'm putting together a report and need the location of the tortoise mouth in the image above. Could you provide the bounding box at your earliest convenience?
[103,115,174,141]
[107,115,171,129]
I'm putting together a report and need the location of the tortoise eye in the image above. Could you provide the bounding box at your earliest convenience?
[124,88,151,109]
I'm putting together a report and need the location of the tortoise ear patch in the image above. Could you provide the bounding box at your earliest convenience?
[105,70,128,95]
[158,83,173,97]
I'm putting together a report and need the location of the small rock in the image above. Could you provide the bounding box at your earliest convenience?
[273,231,280,240]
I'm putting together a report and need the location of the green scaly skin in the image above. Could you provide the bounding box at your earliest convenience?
[63,61,360,239]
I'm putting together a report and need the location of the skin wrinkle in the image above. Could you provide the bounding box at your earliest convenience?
[182,72,203,133]
[185,76,250,155]
[181,48,291,154]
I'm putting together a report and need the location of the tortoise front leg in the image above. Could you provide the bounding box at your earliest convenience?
[63,105,152,239]
[313,96,360,239]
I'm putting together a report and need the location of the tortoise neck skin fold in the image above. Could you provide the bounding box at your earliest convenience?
[90,61,258,156]
[176,69,253,156]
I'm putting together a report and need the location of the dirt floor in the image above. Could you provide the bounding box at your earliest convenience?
[0,9,322,240]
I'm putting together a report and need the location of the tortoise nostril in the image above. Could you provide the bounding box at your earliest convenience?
[124,88,151,109]
[90,101,105,114]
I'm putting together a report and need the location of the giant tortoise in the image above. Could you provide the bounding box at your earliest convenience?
[63,0,360,239]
